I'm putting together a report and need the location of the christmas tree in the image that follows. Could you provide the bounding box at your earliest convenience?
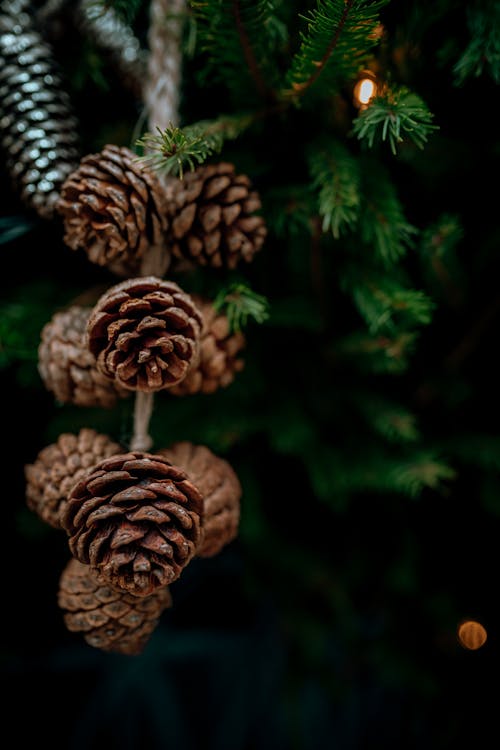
[1,0,499,747]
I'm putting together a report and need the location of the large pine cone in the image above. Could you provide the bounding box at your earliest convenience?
[39,305,129,408]
[160,442,241,557]
[0,0,80,219]
[25,428,122,529]
[58,558,172,655]
[60,452,204,596]
[56,145,169,277]
[87,277,203,392]
[167,162,267,269]
[169,296,245,396]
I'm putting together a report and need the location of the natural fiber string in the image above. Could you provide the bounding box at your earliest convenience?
[132,0,185,452]
[144,0,185,133]
[130,390,155,452]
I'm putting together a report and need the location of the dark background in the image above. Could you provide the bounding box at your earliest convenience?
[2,1,500,748]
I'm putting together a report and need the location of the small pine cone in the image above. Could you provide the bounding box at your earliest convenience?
[0,0,80,219]
[160,442,242,557]
[60,452,204,596]
[39,305,129,408]
[58,558,172,655]
[169,295,245,396]
[87,277,203,392]
[56,145,169,277]
[167,162,267,270]
[24,428,122,529]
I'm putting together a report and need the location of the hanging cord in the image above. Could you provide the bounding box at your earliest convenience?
[144,0,185,132]
[130,391,155,452]
[131,0,185,453]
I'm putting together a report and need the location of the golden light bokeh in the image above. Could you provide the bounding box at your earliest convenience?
[457,620,487,650]
[353,75,378,108]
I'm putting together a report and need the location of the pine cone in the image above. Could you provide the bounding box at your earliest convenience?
[56,145,169,277]
[0,0,80,219]
[61,452,204,596]
[25,428,122,529]
[58,558,172,655]
[167,162,267,269]
[169,295,245,396]
[160,442,242,557]
[39,305,129,408]
[87,277,203,392]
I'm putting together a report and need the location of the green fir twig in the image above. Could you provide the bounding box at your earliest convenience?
[214,283,270,333]
[136,115,253,178]
[353,85,438,154]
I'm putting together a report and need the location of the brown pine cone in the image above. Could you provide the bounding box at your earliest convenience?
[58,558,172,655]
[160,442,241,557]
[60,452,204,596]
[167,162,267,269]
[168,296,245,396]
[87,277,203,392]
[56,144,169,277]
[25,428,122,529]
[38,305,129,408]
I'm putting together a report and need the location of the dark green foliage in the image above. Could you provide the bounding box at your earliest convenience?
[213,282,270,333]
[285,0,389,99]
[352,85,438,153]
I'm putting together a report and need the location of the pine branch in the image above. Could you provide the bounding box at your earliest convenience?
[352,85,438,155]
[359,159,417,266]
[343,269,434,334]
[454,3,500,85]
[419,214,465,307]
[214,282,270,333]
[136,114,253,177]
[304,446,455,501]
[308,141,361,238]
[358,397,420,443]
[285,0,388,100]
[190,0,286,100]
[338,330,418,374]
[390,453,456,498]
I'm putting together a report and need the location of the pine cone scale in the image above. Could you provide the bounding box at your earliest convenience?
[57,145,169,277]
[58,558,172,654]
[88,278,202,392]
[167,162,266,269]
[61,452,203,596]
[159,442,242,558]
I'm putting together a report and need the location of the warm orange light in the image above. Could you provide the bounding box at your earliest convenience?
[457,620,487,650]
[353,76,377,108]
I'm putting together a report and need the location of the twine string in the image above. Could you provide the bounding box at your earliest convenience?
[132,0,185,451]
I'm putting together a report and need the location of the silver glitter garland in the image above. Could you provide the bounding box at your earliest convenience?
[0,0,80,219]
[77,0,146,99]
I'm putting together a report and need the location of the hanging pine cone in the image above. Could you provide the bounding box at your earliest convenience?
[167,162,267,269]
[60,452,204,596]
[58,558,172,655]
[0,0,80,219]
[56,145,169,277]
[87,277,203,392]
[169,295,245,396]
[38,305,130,408]
[25,428,122,529]
[160,442,242,557]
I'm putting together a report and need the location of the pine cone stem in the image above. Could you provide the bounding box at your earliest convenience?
[130,391,154,452]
